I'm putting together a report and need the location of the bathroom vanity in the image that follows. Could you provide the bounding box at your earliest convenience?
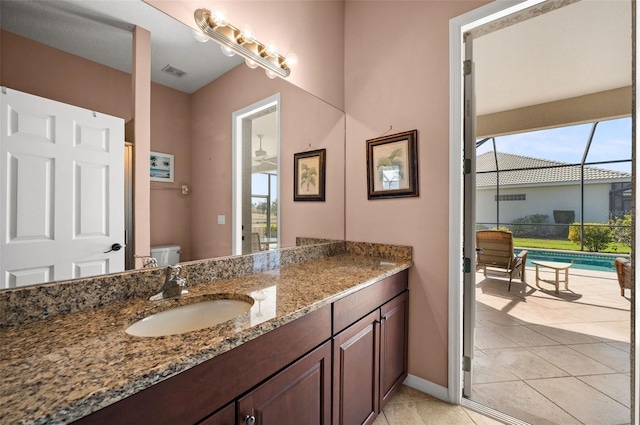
[0,241,411,425]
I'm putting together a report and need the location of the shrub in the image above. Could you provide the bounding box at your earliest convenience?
[609,214,632,247]
[510,214,552,237]
[553,210,575,238]
[568,222,613,252]
[491,226,512,233]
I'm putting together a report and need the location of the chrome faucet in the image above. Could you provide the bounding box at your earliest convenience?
[150,265,187,300]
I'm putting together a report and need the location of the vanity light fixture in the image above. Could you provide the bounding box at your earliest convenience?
[194,8,295,79]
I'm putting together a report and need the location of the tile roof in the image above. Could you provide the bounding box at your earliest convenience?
[476,152,631,187]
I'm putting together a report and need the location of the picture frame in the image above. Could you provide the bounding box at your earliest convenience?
[366,130,418,199]
[149,151,174,183]
[294,148,326,201]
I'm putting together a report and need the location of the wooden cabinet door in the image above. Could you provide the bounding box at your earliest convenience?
[332,309,380,425]
[379,291,409,409]
[199,403,235,425]
[237,341,331,425]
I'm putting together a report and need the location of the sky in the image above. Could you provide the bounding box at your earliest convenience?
[476,117,632,173]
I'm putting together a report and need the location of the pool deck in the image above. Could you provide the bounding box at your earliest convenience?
[471,266,631,424]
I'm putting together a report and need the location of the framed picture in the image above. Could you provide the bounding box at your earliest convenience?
[150,151,174,182]
[366,130,418,199]
[294,148,326,201]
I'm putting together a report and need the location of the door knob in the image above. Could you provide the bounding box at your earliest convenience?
[104,243,124,253]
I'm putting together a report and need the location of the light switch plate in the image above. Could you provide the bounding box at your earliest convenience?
[217,215,225,225]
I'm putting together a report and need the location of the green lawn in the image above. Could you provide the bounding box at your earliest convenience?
[514,237,631,254]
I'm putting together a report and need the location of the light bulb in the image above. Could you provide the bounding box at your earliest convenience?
[264,43,278,58]
[265,69,278,79]
[245,58,259,69]
[284,53,298,68]
[192,29,209,43]
[239,26,256,44]
[220,45,236,57]
[211,10,228,27]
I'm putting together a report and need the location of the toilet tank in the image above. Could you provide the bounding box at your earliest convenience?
[150,245,181,267]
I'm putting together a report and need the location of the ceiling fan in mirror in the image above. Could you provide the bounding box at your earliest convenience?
[253,134,277,170]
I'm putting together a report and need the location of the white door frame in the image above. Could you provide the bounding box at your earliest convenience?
[448,0,564,405]
[231,94,281,256]
[449,1,638,418]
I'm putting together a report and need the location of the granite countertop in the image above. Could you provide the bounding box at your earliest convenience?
[0,253,410,425]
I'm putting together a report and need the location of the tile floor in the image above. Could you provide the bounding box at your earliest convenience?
[372,385,503,425]
[373,266,631,425]
[470,266,631,424]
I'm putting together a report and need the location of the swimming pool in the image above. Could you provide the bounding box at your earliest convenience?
[513,248,625,272]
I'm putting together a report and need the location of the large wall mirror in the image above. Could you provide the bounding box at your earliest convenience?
[0,0,345,289]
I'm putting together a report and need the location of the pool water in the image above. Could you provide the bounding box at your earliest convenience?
[514,249,623,272]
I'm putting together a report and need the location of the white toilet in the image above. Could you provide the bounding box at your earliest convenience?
[150,245,181,267]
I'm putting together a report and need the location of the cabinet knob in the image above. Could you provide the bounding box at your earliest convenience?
[244,414,256,425]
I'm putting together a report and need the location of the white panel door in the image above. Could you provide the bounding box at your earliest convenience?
[1,88,124,288]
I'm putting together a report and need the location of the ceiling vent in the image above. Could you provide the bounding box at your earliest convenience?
[161,64,186,78]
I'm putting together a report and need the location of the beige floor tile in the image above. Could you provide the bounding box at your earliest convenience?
[526,377,630,425]
[473,350,520,384]
[568,343,631,372]
[483,347,569,380]
[476,311,525,329]
[578,373,631,408]
[547,321,630,344]
[526,323,602,344]
[383,400,476,425]
[491,324,560,347]
[475,327,520,350]
[606,341,631,353]
[463,408,506,425]
[372,413,390,425]
[471,381,581,424]
[385,385,437,404]
[527,345,617,376]
[560,306,631,323]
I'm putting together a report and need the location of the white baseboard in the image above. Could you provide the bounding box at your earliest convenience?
[403,374,451,403]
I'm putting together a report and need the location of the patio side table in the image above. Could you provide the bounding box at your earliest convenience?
[532,260,572,294]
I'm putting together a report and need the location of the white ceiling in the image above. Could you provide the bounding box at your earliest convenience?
[0,0,244,94]
[474,0,631,116]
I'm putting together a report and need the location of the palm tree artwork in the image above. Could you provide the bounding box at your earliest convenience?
[300,162,318,193]
[376,147,404,190]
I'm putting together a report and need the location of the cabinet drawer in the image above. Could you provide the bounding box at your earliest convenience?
[333,270,408,334]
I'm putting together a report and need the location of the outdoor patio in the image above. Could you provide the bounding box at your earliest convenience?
[471,266,631,424]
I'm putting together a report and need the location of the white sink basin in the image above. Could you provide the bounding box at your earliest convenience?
[126,297,253,337]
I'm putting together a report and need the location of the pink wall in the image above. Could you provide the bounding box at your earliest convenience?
[149,83,193,261]
[0,31,132,119]
[132,27,152,264]
[144,0,345,110]
[344,1,490,387]
[189,65,345,259]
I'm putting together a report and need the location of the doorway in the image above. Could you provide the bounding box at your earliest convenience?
[450,1,636,423]
[232,94,280,256]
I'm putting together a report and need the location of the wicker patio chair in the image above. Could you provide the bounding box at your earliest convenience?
[476,230,528,291]
[251,233,264,252]
[614,257,632,297]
